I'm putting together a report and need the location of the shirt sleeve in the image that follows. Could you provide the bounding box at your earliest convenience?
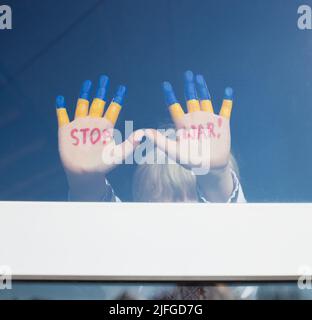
[198,170,247,203]
[227,170,246,203]
[101,179,121,202]
[68,179,121,202]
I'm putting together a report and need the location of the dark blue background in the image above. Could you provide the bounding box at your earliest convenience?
[0,0,311,202]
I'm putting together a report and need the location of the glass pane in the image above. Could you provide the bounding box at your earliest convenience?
[0,0,311,202]
[0,282,310,300]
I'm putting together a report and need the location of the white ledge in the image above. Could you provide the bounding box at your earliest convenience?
[0,202,310,281]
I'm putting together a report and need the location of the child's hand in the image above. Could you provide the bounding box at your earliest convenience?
[56,76,143,200]
[146,71,233,172]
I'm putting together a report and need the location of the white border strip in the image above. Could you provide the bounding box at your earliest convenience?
[0,202,310,281]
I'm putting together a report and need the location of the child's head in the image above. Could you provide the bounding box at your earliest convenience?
[132,153,239,202]
[132,162,198,202]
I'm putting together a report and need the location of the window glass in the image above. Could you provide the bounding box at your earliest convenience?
[0,0,311,202]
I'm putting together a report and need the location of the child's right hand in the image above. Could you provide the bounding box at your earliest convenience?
[56,75,143,200]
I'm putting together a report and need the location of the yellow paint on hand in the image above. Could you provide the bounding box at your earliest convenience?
[104,102,122,125]
[219,99,233,119]
[75,98,89,119]
[169,103,185,120]
[56,108,70,127]
[187,99,201,113]
[200,99,214,113]
[89,98,106,118]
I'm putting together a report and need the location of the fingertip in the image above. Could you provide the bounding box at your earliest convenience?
[117,85,127,96]
[99,75,109,88]
[56,96,70,127]
[80,80,92,99]
[113,85,127,105]
[82,80,92,91]
[220,88,234,119]
[224,87,234,100]
[184,70,194,82]
[195,74,204,84]
[134,129,145,143]
[196,74,211,100]
[163,81,173,92]
[56,95,65,108]
[96,75,110,100]
[163,81,178,107]
[145,128,152,135]
[145,129,156,139]
[184,70,197,101]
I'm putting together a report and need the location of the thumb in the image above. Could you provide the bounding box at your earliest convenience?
[114,129,145,162]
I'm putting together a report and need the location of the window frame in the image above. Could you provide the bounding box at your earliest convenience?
[0,202,310,281]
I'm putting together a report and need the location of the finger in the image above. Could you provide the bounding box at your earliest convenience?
[163,81,185,122]
[114,129,145,162]
[104,85,126,126]
[195,74,214,113]
[89,75,109,118]
[145,129,179,162]
[56,95,70,128]
[74,80,92,119]
[184,70,200,113]
[219,87,234,119]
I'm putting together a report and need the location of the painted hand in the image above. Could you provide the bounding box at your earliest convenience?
[146,71,233,172]
[56,75,144,176]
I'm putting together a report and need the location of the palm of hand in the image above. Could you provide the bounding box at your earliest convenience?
[174,111,231,170]
[58,117,116,175]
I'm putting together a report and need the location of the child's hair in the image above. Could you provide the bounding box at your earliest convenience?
[153,284,236,300]
[132,153,239,203]
[132,122,240,203]
[132,162,198,202]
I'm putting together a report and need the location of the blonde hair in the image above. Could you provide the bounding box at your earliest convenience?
[132,153,239,203]
[132,163,198,202]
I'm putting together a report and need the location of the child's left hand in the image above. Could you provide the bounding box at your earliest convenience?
[146,71,234,173]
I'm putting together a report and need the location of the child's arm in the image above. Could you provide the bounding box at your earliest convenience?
[146,71,240,203]
[56,75,143,202]
[196,165,234,203]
